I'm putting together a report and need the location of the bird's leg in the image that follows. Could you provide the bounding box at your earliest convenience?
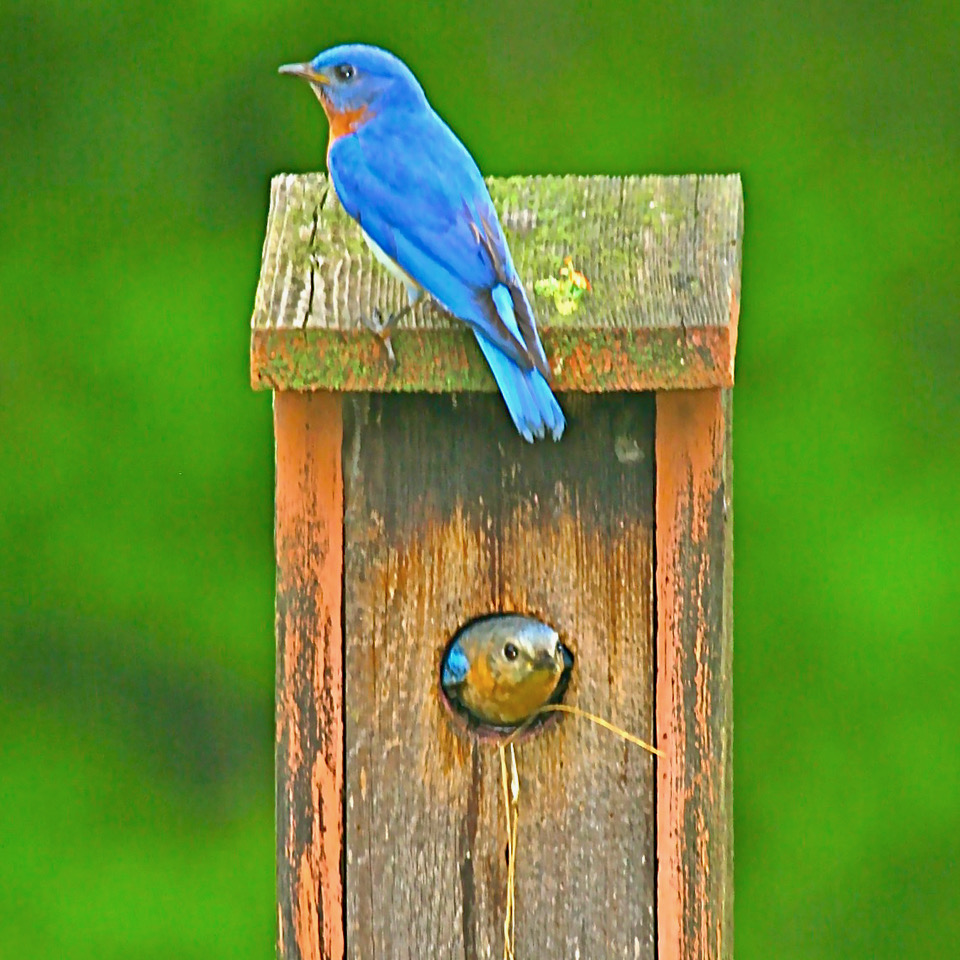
[421,295,452,320]
[361,302,416,368]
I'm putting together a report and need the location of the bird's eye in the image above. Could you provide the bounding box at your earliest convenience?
[334,64,355,82]
[503,643,518,661]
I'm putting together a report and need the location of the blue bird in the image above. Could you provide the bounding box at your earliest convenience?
[279,44,565,441]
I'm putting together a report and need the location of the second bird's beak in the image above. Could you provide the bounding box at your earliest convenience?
[535,645,567,673]
[278,62,328,85]
[557,643,574,671]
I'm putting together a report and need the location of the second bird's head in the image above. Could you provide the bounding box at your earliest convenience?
[440,614,575,732]
[279,44,425,118]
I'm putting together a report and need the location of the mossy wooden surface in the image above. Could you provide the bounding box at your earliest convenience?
[251,174,742,392]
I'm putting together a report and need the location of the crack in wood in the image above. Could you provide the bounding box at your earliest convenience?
[304,204,321,329]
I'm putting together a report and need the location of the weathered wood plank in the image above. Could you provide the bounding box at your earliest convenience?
[251,174,742,392]
[655,388,734,960]
[343,392,657,959]
[275,392,344,960]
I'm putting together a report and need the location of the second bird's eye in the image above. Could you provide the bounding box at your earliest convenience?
[503,642,518,661]
[334,64,355,82]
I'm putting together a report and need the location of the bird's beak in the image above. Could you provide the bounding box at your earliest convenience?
[534,649,560,672]
[278,62,329,85]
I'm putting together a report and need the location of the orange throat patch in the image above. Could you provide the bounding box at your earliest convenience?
[313,90,372,153]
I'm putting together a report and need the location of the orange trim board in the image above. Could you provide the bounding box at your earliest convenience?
[656,388,733,960]
[275,392,345,960]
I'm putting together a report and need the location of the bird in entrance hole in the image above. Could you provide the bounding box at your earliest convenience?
[279,44,565,442]
[440,614,574,737]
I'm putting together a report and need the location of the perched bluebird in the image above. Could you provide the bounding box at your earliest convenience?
[440,614,574,735]
[279,44,565,442]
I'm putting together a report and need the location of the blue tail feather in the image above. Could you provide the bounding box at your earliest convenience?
[474,332,565,442]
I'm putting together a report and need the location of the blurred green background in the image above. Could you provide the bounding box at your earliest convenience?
[1,0,957,957]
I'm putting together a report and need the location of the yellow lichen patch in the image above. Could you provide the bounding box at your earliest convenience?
[534,256,593,316]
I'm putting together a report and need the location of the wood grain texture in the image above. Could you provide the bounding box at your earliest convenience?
[275,392,345,960]
[342,392,657,959]
[250,174,742,392]
[655,388,734,960]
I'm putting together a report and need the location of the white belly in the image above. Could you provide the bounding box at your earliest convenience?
[361,229,423,303]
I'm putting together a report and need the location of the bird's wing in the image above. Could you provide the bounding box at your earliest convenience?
[329,111,549,375]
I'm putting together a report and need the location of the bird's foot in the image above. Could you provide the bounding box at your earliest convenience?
[361,306,406,368]
[422,296,451,320]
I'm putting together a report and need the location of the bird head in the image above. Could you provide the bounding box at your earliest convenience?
[279,44,425,119]
[441,614,575,732]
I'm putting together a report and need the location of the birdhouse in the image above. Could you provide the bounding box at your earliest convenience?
[251,173,741,960]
